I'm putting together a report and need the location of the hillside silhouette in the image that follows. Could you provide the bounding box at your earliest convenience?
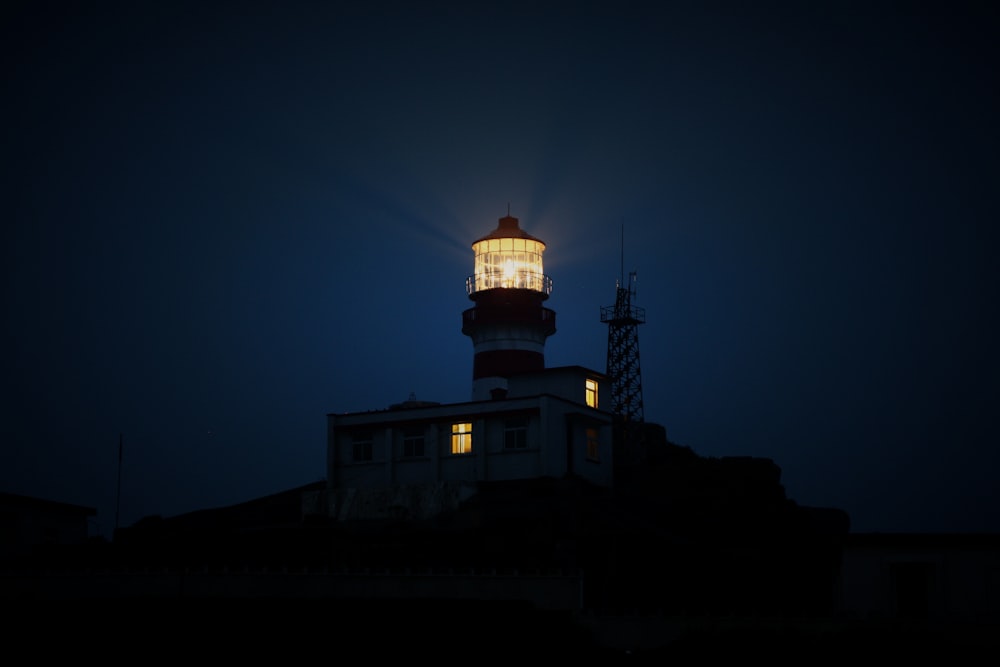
[9,423,994,657]
[83,422,845,613]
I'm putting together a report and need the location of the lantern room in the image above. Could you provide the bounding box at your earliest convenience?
[466,214,552,297]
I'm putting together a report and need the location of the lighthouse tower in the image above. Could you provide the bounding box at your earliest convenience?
[462,211,556,400]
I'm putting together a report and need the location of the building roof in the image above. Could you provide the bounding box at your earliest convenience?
[0,491,96,516]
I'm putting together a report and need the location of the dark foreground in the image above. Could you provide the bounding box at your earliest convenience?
[5,597,997,661]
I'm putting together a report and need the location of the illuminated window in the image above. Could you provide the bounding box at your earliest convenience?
[402,427,425,457]
[504,417,528,450]
[352,430,373,462]
[586,427,599,461]
[451,422,473,454]
[585,379,599,408]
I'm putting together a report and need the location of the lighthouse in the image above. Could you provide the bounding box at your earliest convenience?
[462,211,556,400]
[326,208,614,502]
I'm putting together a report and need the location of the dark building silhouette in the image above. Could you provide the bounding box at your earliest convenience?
[0,492,96,561]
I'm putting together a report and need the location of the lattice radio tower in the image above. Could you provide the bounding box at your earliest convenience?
[600,225,645,440]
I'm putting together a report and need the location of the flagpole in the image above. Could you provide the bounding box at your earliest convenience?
[115,432,123,537]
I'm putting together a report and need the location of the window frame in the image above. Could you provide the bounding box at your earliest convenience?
[351,430,374,462]
[450,422,473,455]
[585,426,600,461]
[402,426,426,458]
[503,417,529,450]
[585,378,599,409]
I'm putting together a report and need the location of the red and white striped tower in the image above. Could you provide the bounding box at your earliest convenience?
[462,211,556,400]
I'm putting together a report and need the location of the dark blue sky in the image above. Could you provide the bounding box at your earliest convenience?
[3,1,998,539]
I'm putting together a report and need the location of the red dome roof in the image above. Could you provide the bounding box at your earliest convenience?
[473,214,544,245]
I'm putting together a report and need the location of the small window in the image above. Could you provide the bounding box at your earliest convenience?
[352,430,374,462]
[585,379,599,408]
[586,427,599,461]
[504,417,528,450]
[402,426,425,458]
[451,422,472,454]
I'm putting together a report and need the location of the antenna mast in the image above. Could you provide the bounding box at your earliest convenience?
[601,224,646,456]
[620,221,624,287]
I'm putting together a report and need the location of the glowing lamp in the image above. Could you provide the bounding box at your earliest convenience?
[466,214,552,296]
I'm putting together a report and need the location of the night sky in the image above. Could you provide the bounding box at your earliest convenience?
[3,1,998,540]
